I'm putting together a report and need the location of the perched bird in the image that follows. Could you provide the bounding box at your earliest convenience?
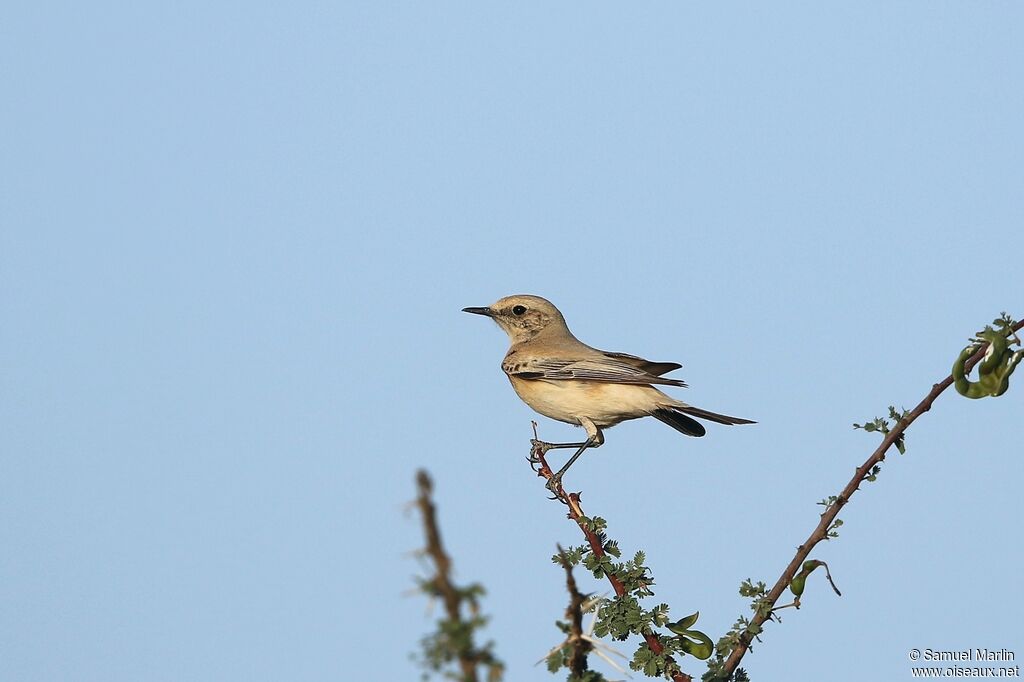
[463,294,754,489]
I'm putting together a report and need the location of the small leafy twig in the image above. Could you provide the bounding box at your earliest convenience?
[413,470,504,682]
[557,546,594,678]
[717,315,1024,677]
[541,590,628,681]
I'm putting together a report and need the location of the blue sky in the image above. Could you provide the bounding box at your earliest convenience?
[2,3,1022,681]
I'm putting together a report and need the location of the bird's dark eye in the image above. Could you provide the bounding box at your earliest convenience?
[512,305,527,316]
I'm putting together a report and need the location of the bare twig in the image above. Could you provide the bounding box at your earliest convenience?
[722,317,1024,675]
[532,442,693,682]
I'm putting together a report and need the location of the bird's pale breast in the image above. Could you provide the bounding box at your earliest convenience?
[507,375,670,428]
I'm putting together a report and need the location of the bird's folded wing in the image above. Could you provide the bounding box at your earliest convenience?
[601,351,682,377]
[506,356,687,387]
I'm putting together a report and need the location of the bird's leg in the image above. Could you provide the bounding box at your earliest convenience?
[544,419,604,492]
[544,440,600,492]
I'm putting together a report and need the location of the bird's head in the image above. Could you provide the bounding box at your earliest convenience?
[462,294,570,344]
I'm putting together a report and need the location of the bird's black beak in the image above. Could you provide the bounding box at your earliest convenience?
[461,306,494,317]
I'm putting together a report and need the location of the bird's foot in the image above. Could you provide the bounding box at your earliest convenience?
[528,439,553,467]
[530,439,554,455]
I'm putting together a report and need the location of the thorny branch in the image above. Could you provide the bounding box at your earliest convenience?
[532,438,694,682]
[721,317,1024,676]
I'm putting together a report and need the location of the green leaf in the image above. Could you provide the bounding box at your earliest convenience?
[546,649,562,673]
[790,573,807,597]
[667,611,700,634]
[678,630,714,660]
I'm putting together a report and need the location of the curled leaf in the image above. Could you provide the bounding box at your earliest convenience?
[953,324,1023,399]
[666,611,700,635]
[790,573,807,597]
[678,629,714,660]
[790,560,842,599]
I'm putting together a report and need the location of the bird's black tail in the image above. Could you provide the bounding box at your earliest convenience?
[652,405,756,439]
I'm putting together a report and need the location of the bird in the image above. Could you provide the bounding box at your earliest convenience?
[462,294,755,490]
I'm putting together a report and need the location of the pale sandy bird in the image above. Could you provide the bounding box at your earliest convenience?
[463,294,754,489]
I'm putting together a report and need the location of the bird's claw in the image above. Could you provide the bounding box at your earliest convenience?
[528,439,553,469]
